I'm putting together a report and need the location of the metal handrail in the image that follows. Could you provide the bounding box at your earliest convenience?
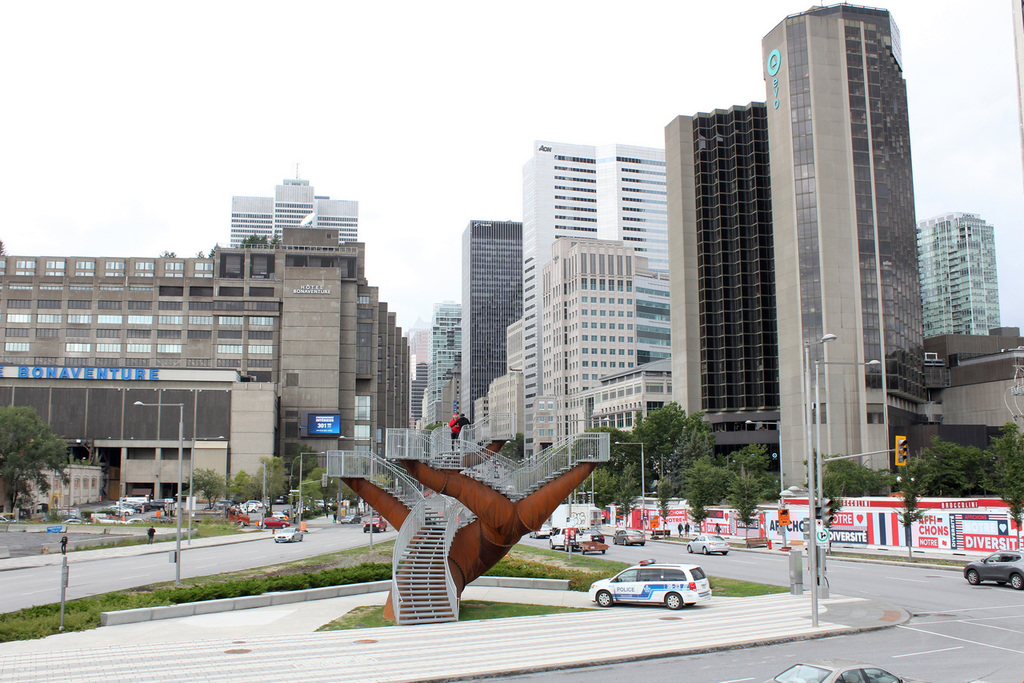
[391,499,426,620]
[325,450,425,507]
[510,432,610,497]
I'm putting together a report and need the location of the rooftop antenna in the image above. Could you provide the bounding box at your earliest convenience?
[295,163,300,180]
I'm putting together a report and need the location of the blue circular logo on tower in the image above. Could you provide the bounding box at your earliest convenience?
[766,49,782,76]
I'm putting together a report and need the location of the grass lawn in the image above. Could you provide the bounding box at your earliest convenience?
[317,600,592,631]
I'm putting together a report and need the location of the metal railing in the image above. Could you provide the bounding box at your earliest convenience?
[326,450,425,507]
[509,432,610,499]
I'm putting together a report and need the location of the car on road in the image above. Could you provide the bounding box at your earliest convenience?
[273,527,304,543]
[613,529,646,546]
[62,517,85,524]
[765,659,911,682]
[363,516,387,532]
[589,559,711,610]
[687,533,730,555]
[261,516,290,530]
[340,514,362,524]
[964,550,1024,589]
[529,524,553,539]
[0,514,18,523]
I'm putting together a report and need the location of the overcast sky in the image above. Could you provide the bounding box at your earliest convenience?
[1,1,1020,333]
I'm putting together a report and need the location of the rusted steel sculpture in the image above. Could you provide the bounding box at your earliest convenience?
[342,454,597,621]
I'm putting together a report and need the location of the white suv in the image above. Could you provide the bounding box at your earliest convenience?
[589,560,711,610]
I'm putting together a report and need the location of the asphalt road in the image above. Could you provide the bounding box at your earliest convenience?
[0,523,395,613]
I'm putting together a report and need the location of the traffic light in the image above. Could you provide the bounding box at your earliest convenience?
[815,497,835,526]
[895,435,908,466]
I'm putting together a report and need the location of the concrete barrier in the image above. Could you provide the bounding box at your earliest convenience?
[99,577,569,627]
[0,547,8,559]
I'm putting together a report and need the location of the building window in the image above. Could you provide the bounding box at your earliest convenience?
[126,344,152,353]
[189,316,213,325]
[37,314,62,324]
[355,396,371,420]
[65,343,91,353]
[248,316,274,326]
[354,424,371,440]
[4,342,29,352]
[218,316,243,325]
[97,315,123,324]
[126,329,151,338]
[5,314,31,323]
[159,315,183,325]
[247,344,272,354]
[128,315,153,325]
[127,300,152,310]
[45,260,65,276]
[217,344,242,354]
[157,344,182,354]
[157,329,181,339]
[97,301,122,310]
[97,343,122,353]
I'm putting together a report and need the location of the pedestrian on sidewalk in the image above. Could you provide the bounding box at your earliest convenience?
[147,527,156,544]
[677,522,683,538]
[60,535,68,554]
[685,522,690,537]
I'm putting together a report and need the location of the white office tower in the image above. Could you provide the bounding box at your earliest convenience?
[918,212,1000,337]
[521,141,666,455]
[230,178,358,247]
[425,302,462,425]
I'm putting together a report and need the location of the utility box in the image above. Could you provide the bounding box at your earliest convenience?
[789,551,803,595]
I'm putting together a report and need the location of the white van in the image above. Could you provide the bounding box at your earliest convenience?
[588,560,711,610]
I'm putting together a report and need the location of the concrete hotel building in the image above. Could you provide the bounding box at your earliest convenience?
[460,220,523,421]
[0,228,408,505]
[665,103,780,459]
[522,141,667,454]
[230,178,358,247]
[918,212,1000,337]
[763,5,924,483]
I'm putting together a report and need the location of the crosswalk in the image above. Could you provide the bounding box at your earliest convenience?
[0,593,858,683]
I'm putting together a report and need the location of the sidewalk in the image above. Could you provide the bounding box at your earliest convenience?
[0,587,906,682]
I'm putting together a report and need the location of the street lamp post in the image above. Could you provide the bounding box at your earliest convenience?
[804,333,836,628]
[615,442,645,531]
[134,399,184,587]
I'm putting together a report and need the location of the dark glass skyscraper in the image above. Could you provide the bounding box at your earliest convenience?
[666,103,779,456]
[763,4,923,481]
[460,220,523,421]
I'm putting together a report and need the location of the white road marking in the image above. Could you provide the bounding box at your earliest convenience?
[891,645,962,658]
[897,625,1024,655]
[884,576,928,582]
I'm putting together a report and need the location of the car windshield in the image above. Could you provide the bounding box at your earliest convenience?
[690,567,707,580]
[774,664,832,683]
[708,535,725,541]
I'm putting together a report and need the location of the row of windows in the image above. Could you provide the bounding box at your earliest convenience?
[2,314,275,326]
[5,342,274,354]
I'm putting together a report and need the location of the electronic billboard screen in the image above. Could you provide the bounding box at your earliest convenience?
[307,412,341,435]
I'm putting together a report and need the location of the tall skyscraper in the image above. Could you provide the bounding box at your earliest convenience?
[763,5,923,482]
[665,103,780,457]
[230,178,358,247]
[425,302,461,424]
[407,325,430,427]
[522,141,666,454]
[460,220,523,421]
[918,212,1000,337]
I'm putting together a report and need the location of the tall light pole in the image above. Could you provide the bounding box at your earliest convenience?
[814,359,881,499]
[134,399,184,587]
[615,442,645,531]
[804,332,836,628]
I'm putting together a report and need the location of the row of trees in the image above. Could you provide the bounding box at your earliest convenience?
[574,403,1024,544]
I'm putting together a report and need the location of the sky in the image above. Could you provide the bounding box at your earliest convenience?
[1,1,1021,333]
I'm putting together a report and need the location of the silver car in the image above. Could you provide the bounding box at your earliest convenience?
[766,659,914,683]
[273,527,304,543]
[964,550,1024,589]
[687,533,730,555]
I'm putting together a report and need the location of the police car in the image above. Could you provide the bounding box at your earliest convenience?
[588,559,711,610]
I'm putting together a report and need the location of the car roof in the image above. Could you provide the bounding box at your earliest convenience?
[625,563,701,571]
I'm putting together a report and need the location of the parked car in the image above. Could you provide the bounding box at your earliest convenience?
[261,516,290,530]
[273,527,304,543]
[687,533,730,555]
[589,559,711,610]
[579,529,605,544]
[62,517,85,524]
[363,516,387,532]
[548,527,575,550]
[529,524,553,539]
[612,529,646,546]
[243,500,264,513]
[340,514,362,524]
[765,659,913,683]
[0,514,17,523]
[964,550,1024,589]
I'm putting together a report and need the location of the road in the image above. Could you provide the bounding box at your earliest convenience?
[510,537,1024,682]
[0,523,394,613]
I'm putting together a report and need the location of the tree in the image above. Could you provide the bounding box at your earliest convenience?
[589,466,619,511]
[823,459,892,497]
[920,436,989,497]
[675,410,714,472]
[159,250,177,258]
[726,444,777,501]
[656,478,673,525]
[988,422,1024,550]
[191,468,225,507]
[229,470,259,502]
[632,403,689,483]
[728,471,763,538]
[241,235,270,247]
[895,455,927,560]
[498,433,524,460]
[0,406,69,514]
[255,456,287,502]
[612,461,640,522]
[683,456,733,530]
